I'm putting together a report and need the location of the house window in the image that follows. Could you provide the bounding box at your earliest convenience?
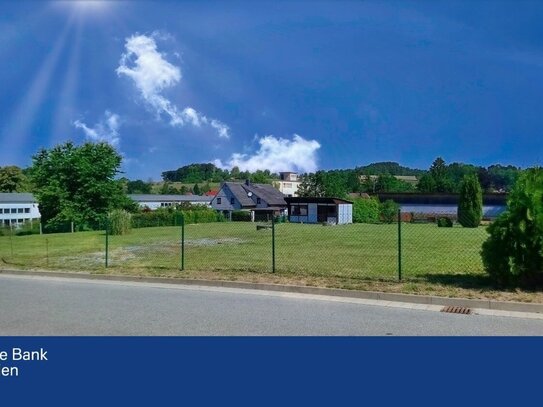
[18,208,24,213]
[257,198,261,204]
[24,208,30,213]
[230,198,235,205]
[0,209,3,214]
[217,198,222,204]
[292,205,308,216]
[11,208,16,214]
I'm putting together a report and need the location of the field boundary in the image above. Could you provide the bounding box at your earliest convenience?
[1,268,542,314]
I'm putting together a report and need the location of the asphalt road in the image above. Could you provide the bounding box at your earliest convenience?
[1,274,543,335]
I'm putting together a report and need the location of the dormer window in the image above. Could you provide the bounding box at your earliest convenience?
[257,198,261,204]
[230,198,235,205]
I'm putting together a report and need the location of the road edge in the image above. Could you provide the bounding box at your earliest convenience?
[1,268,542,314]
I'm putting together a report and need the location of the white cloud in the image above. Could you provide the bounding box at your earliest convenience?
[73,110,121,147]
[116,33,229,139]
[214,134,321,173]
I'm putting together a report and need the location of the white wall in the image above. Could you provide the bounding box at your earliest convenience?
[0,203,41,226]
[276,181,301,197]
[338,204,353,224]
[137,200,211,210]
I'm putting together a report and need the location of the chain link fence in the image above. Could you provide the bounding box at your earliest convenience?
[0,211,490,282]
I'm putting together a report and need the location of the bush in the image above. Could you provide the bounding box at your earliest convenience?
[231,210,252,222]
[131,206,221,228]
[437,217,453,228]
[353,197,380,223]
[458,174,483,227]
[108,209,132,235]
[481,168,543,286]
[380,200,399,224]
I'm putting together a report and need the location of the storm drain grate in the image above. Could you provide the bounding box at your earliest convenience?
[441,306,472,315]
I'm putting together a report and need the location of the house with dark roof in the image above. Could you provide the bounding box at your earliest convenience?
[285,197,353,224]
[211,180,287,221]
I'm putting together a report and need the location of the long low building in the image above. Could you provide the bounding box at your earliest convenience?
[374,193,507,219]
[129,194,212,210]
[0,193,41,227]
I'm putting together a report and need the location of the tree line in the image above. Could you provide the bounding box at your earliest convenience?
[2,157,521,198]
[296,157,521,199]
[161,163,279,184]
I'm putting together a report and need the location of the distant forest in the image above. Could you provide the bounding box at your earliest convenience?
[0,159,523,196]
[154,159,521,196]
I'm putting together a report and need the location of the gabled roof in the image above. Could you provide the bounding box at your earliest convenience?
[223,182,287,208]
[243,183,287,206]
[223,182,256,207]
[0,193,37,204]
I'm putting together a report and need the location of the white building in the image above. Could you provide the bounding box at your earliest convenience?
[129,194,212,210]
[274,172,301,197]
[0,193,41,227]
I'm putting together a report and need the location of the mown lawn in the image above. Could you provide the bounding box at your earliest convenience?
[0,222,488,281]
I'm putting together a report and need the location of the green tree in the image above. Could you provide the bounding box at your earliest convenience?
[352,197,380,223]
[481,168,543,285]
[429,157,454,192]
[0,166,30,192]
[297,173,325,197]
[379,200,400,223]
[160,182,179,194]
[230,166,241,180]
[29,142,135,230]
[126,179,152,194]
[457,174,483,227]
[417,173,437,193]
[250,170,270,184]
[193,183,201,195]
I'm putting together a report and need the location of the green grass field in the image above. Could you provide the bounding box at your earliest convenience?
[0,222,488,282]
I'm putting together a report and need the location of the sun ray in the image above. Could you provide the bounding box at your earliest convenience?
[50,17,83,144]
[0,14,76,164]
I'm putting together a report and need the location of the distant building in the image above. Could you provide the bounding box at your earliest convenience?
[274,172,301,197]
[129,194,212,210]
[285,197,353,225]
[211,180,287,221]
[0,193,41,227]
[374,193,507,220]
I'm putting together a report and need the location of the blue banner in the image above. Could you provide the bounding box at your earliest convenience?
[0,337,540,405]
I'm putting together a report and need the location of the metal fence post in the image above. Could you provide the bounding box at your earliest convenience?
[180,214,185,271]
[397,209,402,281]
[9,231,14,257]
[272,215,276,273]
[105,217,109,268]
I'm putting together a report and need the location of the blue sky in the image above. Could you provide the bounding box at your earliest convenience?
[1,0,542,180]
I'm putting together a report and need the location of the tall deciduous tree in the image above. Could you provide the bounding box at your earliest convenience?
[0,166,30,192]
[457,174,483,227]
[29,142,135,230]
[429,157,454,193]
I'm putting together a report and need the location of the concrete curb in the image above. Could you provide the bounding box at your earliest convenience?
[1,268,542,314]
